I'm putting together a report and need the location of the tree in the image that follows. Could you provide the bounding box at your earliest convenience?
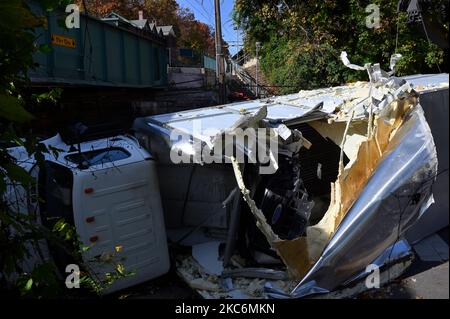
[177,7,215,56]
[233,0,448,93]
[143,0,179,25]
[76,0,143,19]
[0,0,130,298]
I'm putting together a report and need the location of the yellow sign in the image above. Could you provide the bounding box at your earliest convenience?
[51,34,76,48]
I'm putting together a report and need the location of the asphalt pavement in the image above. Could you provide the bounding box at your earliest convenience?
[363,227,449,299]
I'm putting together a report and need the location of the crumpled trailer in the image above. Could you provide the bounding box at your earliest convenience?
[4,61,448,297]
[131,68,448,298]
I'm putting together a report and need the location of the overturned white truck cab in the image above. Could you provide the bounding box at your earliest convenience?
[5,134,170,293]
[5,67,448,297]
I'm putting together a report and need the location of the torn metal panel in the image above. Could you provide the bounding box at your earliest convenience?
[403,73,449,92]
[339,52,364,71]
[341,239,413,287]
[192,241,224,275]
[133,74,447,157]
[132,90,340,165]
[222,74,440,299]
[340,51,402,82]
[262,241,413,298]
[290,104,437,297]
[229,83,433,281]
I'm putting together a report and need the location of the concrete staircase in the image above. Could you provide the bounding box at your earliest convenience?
[228,60,273,99]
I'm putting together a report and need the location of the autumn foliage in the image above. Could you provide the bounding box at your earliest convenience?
[77,0,216,56]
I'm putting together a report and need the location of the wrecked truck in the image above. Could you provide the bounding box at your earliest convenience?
[3,57,449,297]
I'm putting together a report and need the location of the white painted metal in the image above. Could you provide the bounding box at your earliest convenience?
[7,134,170,293]
[72,157,169,292]
[61,136,170,292]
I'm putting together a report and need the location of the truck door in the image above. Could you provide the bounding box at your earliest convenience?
[69,146,169,293]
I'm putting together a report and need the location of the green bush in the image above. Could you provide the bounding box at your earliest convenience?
[234,0,448,93]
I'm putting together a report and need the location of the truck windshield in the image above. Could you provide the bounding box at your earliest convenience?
[65,147,130,167]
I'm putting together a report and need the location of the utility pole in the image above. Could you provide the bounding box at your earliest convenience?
[255,41,261,98]
[214,0,226,104]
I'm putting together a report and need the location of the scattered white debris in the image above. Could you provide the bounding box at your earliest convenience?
[192,241,224,275]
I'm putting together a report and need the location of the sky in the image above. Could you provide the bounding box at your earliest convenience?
[176,0,243,55]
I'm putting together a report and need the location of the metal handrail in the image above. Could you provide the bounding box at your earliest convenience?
[229,60,271,98]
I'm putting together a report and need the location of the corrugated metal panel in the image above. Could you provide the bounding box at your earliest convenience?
[28,3,168,88]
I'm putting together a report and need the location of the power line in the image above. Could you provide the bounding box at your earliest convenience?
[184,0,241,55]
[195,0,215,25]
[195,1,241,46]
[199,0,215,17]
[184,0,215,26]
